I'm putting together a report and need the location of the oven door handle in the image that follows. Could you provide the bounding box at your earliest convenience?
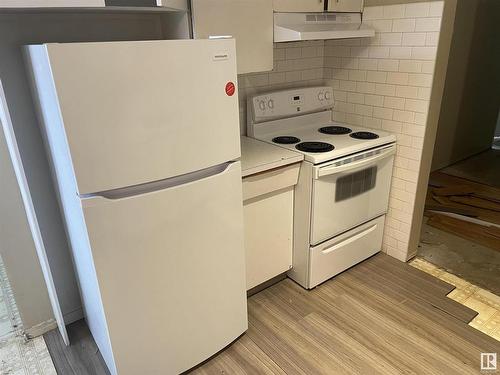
[315,145,396,179]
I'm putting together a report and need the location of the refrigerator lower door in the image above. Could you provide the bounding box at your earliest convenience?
[81,161,247,375]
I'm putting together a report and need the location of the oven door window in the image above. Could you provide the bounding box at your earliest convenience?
[335,166,377,202]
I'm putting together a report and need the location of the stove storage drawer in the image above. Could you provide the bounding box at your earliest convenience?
[310,144,395,245]
[308,216,385,288]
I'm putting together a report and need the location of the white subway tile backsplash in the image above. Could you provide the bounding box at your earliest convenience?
[398,60,422,73]
[339,80,358,92]
[393,109,415,123]
[334,90,347,101]
[405,3,430,18]
[425,32,440,46]
[363,116,382,128]
[392,18,416,32]
[359,58,379,71]
[415,17,442,32]
[369,46,391,58]
[383,4,406,19]
[377,59,400,72]
[429,1,445,17]
[367,70,388,83]
[390,47,412,59]
[402,32,427,46]
[375,83,396,96]
[285,70,301,82]
[349,69,368,81]
[395,85,419,99]
[365,94,385,107]
[285,47,302,60]
[301,46,317,58]
[363,6,384,20]
[417,87,432,100]
[368,19,393,32]
[373,107,394,120]
[346,113,364,126]
[408,73,433,87]
[384,96,406,110]
[387,72,409,85]
[421,61,435,74]
[342,57,359,69]
[357,81,377,94]
[379,32,403,46]
[355,104,373,117]
[382,119,403,133]
[405,98,429,113]
[347,92,365,104]
[350,47,370,58]
[411,46,437,60]
[268,72,286,85]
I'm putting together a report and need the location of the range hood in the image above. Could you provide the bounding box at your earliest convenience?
[274,12,375,42]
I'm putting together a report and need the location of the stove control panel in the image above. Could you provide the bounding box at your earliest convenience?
[249,86,334,123]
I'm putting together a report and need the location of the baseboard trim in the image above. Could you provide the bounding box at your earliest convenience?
[64,307,84,325]
[24,319,57,338]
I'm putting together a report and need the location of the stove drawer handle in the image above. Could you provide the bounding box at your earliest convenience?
[315,146,395,179]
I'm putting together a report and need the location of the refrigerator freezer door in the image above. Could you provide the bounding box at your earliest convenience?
[27,39,240,195]
[80,161,247,375]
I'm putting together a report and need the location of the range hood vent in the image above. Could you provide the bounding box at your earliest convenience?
[274,12,375,43]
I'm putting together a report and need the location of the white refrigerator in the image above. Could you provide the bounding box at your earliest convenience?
[25,39,247,375]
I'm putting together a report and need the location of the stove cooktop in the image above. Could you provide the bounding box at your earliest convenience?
[350,131,380,140]
[272,136,301,144]
[295,141,334,153]
[255,122,396,165]
[318,126,352,135]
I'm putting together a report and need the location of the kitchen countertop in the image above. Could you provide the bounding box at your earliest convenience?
[240,136,303,178]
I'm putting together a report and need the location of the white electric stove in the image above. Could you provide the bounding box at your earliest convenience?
[248,86,397,289]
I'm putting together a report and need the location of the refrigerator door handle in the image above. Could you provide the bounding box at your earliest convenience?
[80,162,236,201]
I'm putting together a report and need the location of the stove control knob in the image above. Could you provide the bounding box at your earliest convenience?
[324,91,332,101]
[258,100,266,111]
[268,99,274,109]
[318,91,325,101]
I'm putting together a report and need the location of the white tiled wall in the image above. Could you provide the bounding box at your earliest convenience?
[237,41,325,134]
[324,1,444,261]
[236,1,444,261]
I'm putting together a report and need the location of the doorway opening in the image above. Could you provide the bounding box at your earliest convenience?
[414,0,500,340]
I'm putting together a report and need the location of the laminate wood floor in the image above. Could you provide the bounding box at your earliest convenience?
[45,254,500,374]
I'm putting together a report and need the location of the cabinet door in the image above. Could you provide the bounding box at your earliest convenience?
[273,0,324,12]
[327,0,363,13]
[192,0,273,74]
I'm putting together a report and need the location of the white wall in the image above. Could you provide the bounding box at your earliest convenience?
[431,0,500,170]
[0,113,54,332]
[0,10,165,330]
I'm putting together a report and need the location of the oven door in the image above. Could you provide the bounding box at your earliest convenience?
[310,143,395,245]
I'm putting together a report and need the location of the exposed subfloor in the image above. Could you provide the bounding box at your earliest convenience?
[419,220,500,296]
[411,257,500,341]
[44,254,500,374]
[441,149,500,188]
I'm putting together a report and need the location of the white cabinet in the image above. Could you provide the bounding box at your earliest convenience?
[327,0,363,13]
[273,0,324,12]
[191,0,273,74]
[242,163,300,290]
[0,0,104,6]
